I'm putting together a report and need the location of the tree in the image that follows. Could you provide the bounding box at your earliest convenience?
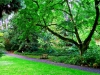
[9,3,41,52]
[0,0,24,19]
[12,0,100,55]
[32,0,99,56]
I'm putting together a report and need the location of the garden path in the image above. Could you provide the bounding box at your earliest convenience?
[6,53,100,74]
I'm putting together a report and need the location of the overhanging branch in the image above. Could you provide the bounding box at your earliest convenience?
[47,27,79,47]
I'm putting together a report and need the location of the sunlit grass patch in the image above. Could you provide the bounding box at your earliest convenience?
[0,55,99,75]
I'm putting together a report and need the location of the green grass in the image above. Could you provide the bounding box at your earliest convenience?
[0,55,99,75]
[23,54,40,59]
[22,54,54,60]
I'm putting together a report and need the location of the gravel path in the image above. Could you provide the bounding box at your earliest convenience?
[6,53,100,74]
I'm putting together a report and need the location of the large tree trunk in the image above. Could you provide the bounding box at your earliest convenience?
[79,44,88,56]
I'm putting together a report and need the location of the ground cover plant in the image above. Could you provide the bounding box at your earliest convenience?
[0,55,99,75]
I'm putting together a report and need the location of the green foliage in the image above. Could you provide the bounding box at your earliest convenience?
[9,0,100,56]
[52,46,79,56]
[51,45,100,68]
[9,33,39,52]
[95,57,100,67]
[51,46,81,65]
[0,51,3,57]
[52,55,82,65]
[0,43,5,48]
[4,38,12,51]
[83,48,100,67]
[65,55,82,65]
[9,0,42,53]
[18,0,99,56]
[0,36,5,57]
[0,43,4,57]
[0,0,12,5]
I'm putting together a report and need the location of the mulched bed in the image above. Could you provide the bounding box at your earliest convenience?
[6,53,100,74]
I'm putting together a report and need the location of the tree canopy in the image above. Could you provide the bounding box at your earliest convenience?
[5,0,100,55]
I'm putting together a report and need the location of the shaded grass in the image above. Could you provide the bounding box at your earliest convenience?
[0,55,99,75]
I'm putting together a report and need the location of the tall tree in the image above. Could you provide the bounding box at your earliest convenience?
[13,0,100,55]
[34,0,100,55]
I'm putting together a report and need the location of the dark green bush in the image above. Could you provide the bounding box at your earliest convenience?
[64,55,82,65]
[4,38,13,51]
[51,46,81,65]
[0,50,3,57]
[52,46,79,56]
[95,52,100,67]
[83,48,100,67]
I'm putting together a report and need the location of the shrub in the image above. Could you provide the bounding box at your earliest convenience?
[4,38,12,51]
[64,55,82,65]
[95,54,100,67]
[0,49,4,57]
[0,42,5,57]
[52,46,79,56]
[83,48,100,67]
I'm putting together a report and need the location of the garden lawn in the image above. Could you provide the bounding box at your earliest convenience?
[0,55,99,75]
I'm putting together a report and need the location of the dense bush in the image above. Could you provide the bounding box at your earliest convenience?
[65,55,82,65]
[52,46,79,56]
[0,43,5,57]
[0,51,3,57]
[51,46,81,65]
[51,55,82,66]
[83,48,100,67]
[4,38,13,51]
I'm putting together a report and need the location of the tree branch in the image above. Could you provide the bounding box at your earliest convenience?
[48,23,75,33]
[36,22,78,47]
[54,9,70,15]
[65,29,75,33]
[47,27,79,47]
[83,0,100,45]
[65,0,82,44]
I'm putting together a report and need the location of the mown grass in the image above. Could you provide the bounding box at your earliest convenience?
[0,55,99,75]
[22,54,40,59]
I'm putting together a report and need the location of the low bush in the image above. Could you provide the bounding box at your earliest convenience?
[0,42,5,57]
[65,55,82,65]
[81,48,100,68]
[0,49,4,57]
[4,38,13,51]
